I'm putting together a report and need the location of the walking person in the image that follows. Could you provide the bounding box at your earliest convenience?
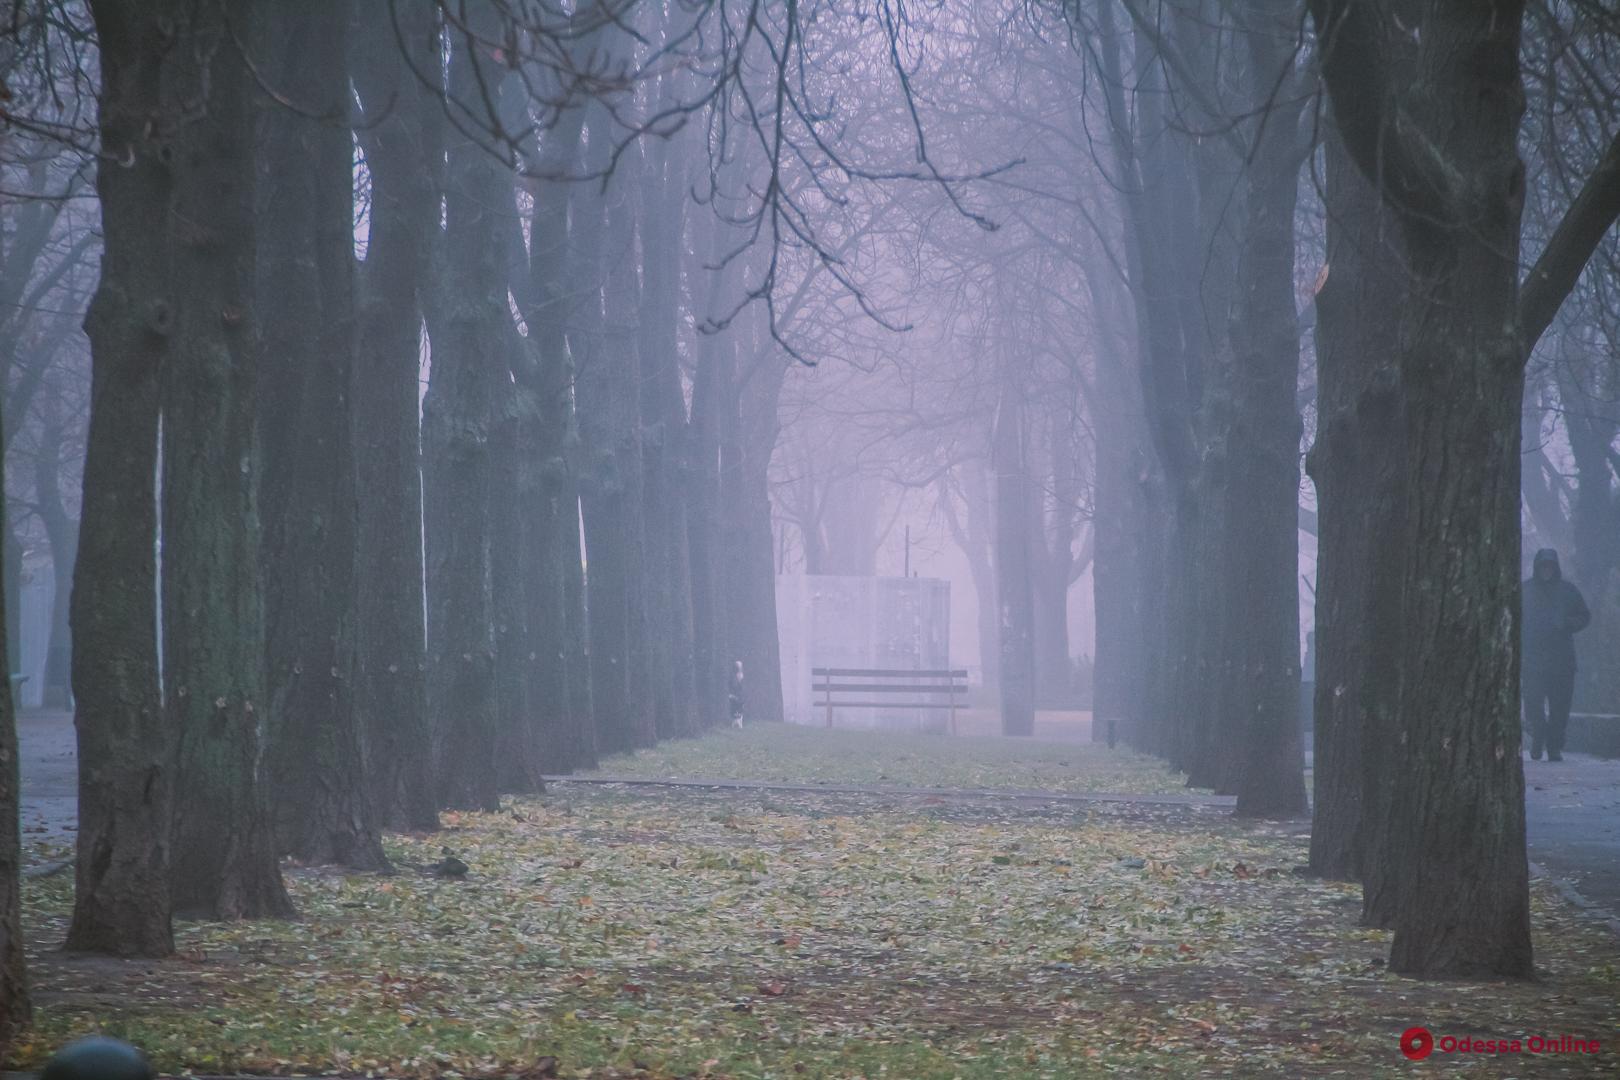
[1522,548,1591,761]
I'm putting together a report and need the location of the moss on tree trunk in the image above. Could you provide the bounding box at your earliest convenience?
[66,0,178,956]
[162,0,294,921]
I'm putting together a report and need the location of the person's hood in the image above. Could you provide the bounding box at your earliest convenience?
[1533,548,1563,581]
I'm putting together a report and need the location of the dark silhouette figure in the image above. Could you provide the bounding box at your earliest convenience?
[1522,549,1590,761]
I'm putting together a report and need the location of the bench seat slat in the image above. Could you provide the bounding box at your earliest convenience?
[814,682,963,694]
[811,700,962,709]
[811,668,967,678]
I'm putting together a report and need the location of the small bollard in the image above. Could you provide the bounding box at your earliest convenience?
[40,1036,154,1080]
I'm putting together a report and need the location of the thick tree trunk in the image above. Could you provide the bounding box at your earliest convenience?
[2,531,17,681]
[1229,9,1307,819]
[256,0,388,870]
[728,337,787,725]
[606,171,657,746]
[1166,502,1212,777]
[638,137,701,741]
[1033,584,1071,707]
[1314,0,1534,978]
[421,17,511,813]
[518,108,595,774]
[1179,140,1243,796]
[1135,484,1175,758]
[1306,133,1406,891]
[351,0,440,833]
[967,497,1001,693]
[940,460,999,692]
[725,458,785,724]
[561,490,595,752]
[524,465,594,775]
[488,170,539,794]
[66,0,175,955]
[1387,267,1530,975]
[163,0,295,920]
[993,382,1036,737]
[1095,7,1208,770]
[1088,462,1136,745]
[0,408,26,1036]
[689,319,732,731]
[33,410,77,710]
[1032,408,1079,708]
[575,136,655,755]
[491,334,539,792]
[1087,280,1148,747]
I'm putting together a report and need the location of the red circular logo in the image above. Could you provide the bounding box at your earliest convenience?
[1401,1027,1435,1060]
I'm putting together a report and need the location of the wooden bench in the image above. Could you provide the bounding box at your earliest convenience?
[812,667,968,734]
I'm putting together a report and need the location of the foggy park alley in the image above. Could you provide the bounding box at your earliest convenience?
[5,0,1620,1076]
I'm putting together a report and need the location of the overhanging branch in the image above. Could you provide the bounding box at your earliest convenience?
[1520,125,1620,359]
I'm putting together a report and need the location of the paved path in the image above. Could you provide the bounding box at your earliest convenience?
[1523,753,1620,933]
[16,708,76,850]
[547,773,1237,806]
[18,710,1620,927]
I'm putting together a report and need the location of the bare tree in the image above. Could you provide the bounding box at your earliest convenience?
[1311,0,1620,978]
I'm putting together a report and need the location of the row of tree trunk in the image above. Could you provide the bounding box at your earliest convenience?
[45,0,786,975]
[1072,0,1620,979]
[1303,0,1620,979]
[1076,0,1308,819]
[1073,0,1620,978]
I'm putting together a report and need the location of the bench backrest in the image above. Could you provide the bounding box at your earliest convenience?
[812,668,967,731]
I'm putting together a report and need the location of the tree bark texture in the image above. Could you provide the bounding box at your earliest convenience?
[0,403,26,1037]
[67,0,177,955]
[518,106,595,774]
[688,297,733,732]
[1228,6,1308,819]
[637,134,701,740]
[163,0,295,921]
[727,329,788,725]
[1095,8,1210,770]
[421,15,508,813]
[574,128,655,756]
[1086,273,1149,747]
[351,0,440,832]
[256,0,388,870]
[33,411,76,710]
[1306,132,1406,895]
[491,329,539,793]
[1313,0,1533,978]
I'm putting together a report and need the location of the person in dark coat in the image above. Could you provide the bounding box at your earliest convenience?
[1522,548,1591,761]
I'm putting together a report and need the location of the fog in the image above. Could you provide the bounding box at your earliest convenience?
[4,0,1620,1061]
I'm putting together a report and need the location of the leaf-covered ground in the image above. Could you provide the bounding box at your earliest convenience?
[10,732,1620,1078]
[577,723,1195,797]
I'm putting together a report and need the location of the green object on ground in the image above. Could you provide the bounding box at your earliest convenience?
[41,1036,153,1080]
